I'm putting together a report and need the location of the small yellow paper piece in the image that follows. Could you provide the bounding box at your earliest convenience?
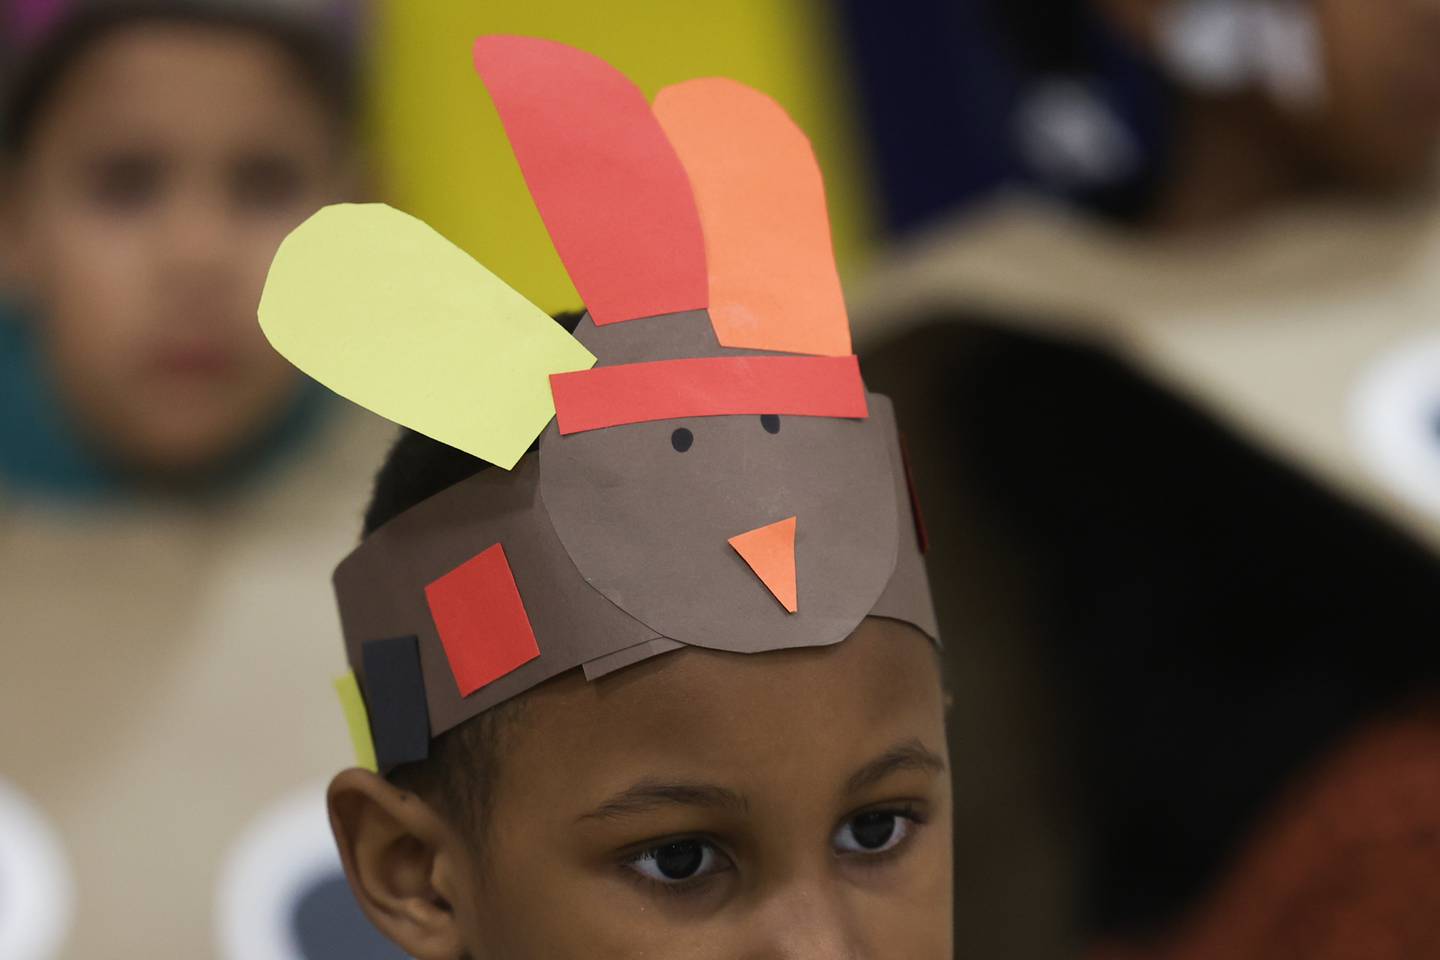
[259,203,596,469]
[333,670,379,773]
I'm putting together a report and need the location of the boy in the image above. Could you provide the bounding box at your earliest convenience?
[258,36,953,957]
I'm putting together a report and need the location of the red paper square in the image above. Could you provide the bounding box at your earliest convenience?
[425,543,541,697]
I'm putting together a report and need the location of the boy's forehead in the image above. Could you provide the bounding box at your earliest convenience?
[507,618,944,776]
[51,22,293,96]
[22,24,338,157]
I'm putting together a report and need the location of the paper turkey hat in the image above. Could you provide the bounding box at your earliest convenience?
[259,36,938,774]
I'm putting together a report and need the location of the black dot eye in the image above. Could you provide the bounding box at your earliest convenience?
[761,414,781,434]
[671,427,694,452]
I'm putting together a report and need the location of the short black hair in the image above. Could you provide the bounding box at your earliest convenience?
[3,0,358,158]
[361,311,584,839]
[363,426,506,840]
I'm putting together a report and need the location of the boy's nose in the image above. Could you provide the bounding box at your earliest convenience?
[728,515,798,613]
[744,876,865,959]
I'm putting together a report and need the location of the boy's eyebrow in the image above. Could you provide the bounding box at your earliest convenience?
[578,779,748,822]
[844,738,947,796]
[576,740,946,823]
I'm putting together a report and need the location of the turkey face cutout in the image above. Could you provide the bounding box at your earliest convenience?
[539,310,900,654]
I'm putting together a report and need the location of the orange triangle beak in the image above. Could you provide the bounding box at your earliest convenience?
[728,516,798,613]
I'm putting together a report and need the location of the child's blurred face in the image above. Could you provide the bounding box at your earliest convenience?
[4,23,348,478]
[338,617,952,958]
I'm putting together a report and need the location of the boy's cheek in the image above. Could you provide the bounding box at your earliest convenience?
[23,206,153,324]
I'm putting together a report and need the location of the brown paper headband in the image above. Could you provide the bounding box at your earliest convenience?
[260,37,938,772]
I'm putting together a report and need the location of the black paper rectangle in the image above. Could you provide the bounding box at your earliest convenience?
[362,635,431,771]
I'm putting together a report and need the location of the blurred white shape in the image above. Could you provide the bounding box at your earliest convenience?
[1157,0,1251,93]
[215,782,344,960]
[1016,79,1141,189]
[1352,334,1440,524]
[1157,0,1326,110]
[0,778,73,960]
[1254,0,1327,111]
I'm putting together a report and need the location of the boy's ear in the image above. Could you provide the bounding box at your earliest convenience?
[327,769,473,960]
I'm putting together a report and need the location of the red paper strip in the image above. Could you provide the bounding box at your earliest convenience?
[425,543,540,697]
[899,431,929,554]
[472,35,708,325]
[550,355,868,434]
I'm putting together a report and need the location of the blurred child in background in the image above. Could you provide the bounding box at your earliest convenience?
[851,1,1440,958]
[0,2,397,956]
[0,0,356,496]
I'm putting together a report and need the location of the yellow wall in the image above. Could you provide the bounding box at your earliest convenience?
[370,1,874,316]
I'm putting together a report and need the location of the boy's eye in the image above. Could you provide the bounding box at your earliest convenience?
[88,154,164,211]
[833,810,914,855]
[231,153,306,211]
[625,838,727,884]
[671,427,694,452]
[761,414,781,434]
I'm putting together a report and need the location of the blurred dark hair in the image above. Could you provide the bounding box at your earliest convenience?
[2,0,358,158]
[988,0,1096,72]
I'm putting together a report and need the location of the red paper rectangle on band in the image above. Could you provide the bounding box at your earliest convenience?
[549,355,868,434]
[425,543,540,697]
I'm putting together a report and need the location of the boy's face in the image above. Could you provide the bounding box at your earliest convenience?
[334,617,952,958]
[3,23,349,479]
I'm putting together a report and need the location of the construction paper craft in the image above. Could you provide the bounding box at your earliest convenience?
[332,671,378,773]
[655,78,851,357]
[472,35,707,325]
[729,516,799,613]
[425,544,541,697]
[581,637,686,682]
[258,203,595,470]
[538,315,908,655]
[360,636,431,770]
[565,309,722,365]
[899,433,929,554]
[335,456,661,736]
[868,413,941,643]
[269,40,942,748]
[550,355,869,434]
